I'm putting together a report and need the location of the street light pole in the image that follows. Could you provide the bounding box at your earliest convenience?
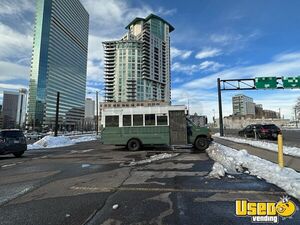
[217,78,224,136]
[54,92,60,137]
[96,91,99,135]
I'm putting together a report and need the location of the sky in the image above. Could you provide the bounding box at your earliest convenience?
[1,0,300,121]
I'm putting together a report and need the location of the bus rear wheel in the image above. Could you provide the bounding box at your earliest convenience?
[127,139,141,151]
[194,137,209,151]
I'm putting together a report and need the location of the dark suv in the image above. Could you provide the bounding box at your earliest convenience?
[0,130,27,157]
[238,124,281,140]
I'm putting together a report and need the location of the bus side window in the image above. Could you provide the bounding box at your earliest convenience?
[157,115,167,125]
[105,116,119,127]
[123,115,132,126]
[133,115,143,126]
[145,114,155,126]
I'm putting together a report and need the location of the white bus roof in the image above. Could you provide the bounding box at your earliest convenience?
[102,105,187,116]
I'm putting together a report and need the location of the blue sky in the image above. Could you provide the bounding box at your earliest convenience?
[1,0,300,121]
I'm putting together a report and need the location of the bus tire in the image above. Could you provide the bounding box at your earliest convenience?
[127,139,141,151]
[194,137,209,151]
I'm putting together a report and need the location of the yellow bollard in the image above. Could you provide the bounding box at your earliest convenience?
[278,134,284,168]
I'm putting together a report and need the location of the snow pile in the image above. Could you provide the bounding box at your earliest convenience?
[207,162,225,179]
[207,143,300,200]
[28,135,98,150]
[128,153,179,166]
[72,135,97,143]
[216,135,300,158]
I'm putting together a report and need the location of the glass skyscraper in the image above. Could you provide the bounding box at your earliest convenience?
[27,0,89,131]
[103,14,174,103]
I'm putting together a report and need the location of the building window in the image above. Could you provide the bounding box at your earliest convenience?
[157,115,167,125]
[133,115,143,126]
[145,114,155,126]
[105,116,119,127]
[123,115,131,126]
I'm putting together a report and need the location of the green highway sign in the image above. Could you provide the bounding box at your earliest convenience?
[282,76,300,88]
[255,77,277,89]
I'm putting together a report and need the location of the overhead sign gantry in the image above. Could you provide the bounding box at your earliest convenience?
[217,76,300,136]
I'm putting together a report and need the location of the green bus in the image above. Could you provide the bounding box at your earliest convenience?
[101,105,212,151]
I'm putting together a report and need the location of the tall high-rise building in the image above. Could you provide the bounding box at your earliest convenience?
[27,0,89,131]
[2,91,19,129]
[103,14,174,103]
[232,94,255,116]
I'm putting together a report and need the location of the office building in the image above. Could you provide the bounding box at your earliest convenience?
[1,89,27,129]
[103,14,174,103]
[85,98,95,119]
[232,94,255,116]
[27,0,89,131]
[2,91,19,129]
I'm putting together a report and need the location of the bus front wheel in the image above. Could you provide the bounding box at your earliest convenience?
[194,137,209,151]
[127,139,141,151]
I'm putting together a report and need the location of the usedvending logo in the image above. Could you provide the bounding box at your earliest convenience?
[235,196,297,223]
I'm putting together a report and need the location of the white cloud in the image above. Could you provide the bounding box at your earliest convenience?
[0,0,34,15]
[87,60,104,82]
[0,61,29,81]
[172,61,224,75]
[0,22,32,60]
[184,52,300,90]
[0,82,27,90]
[199,61,225,71]
[195,48,222,59]
[170,47,192,60]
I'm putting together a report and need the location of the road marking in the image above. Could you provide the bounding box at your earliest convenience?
[70,186,285,195]
[82,149,94,153]
[70,150,78,154]
[1,163,16,168]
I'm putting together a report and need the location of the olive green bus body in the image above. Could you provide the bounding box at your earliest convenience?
[101,105,212,150]
[102,123,211,146]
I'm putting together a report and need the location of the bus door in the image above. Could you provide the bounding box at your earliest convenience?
[169,110,187,145]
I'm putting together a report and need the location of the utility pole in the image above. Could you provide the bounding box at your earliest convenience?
[54,92,60,137]
[217,78,224,136]
[295,107,298,128]
[96,91,99,135]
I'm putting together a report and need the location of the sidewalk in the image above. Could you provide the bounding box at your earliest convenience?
[214,137,300,172]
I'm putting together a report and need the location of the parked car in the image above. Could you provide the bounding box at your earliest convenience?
[238,124,281,140]
[25,132,45,140]
[0,129,27,157]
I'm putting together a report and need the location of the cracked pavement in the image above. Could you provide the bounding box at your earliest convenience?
[0,140,299,225]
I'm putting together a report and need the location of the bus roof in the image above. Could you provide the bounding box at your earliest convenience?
[102,105,187,116]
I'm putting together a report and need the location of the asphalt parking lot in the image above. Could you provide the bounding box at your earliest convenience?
[0,140,299,225]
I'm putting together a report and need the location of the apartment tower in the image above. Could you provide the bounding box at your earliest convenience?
[103,14,174,103]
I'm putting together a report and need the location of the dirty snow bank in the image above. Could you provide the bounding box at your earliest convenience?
[206,143,300,200]
[207,162,226,179]
[127,153,179,166]
[28,135,98,149]
[215,135,300,158]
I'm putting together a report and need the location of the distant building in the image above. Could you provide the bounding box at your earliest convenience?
[85,98,95,119]
[27,0,89,131]
[188,113,207,126]
[103,14,174,103]
[2,91,19,129]
[255,104,264,119]
[263,109,279,119]
[232,94,255,116]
